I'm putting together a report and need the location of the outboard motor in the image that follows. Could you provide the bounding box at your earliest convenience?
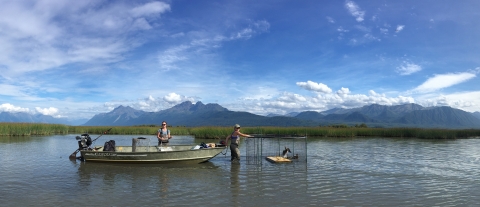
[76,133,92,149]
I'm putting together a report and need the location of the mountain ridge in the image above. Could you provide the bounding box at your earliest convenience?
[81,102,480,129]
[1,102,479,129]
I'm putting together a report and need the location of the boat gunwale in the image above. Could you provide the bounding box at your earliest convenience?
[82,145,226,154]
[79,145,226,163]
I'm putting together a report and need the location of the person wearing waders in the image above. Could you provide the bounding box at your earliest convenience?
[225,124,253,162]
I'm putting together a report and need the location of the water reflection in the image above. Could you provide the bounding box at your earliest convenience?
[0,136,44,143]
[230,163,241,204]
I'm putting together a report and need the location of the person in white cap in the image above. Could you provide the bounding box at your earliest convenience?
[225,124,253,162]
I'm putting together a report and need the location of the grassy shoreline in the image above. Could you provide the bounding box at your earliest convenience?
[1,123,480,139]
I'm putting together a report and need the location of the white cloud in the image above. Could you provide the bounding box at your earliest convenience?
[163,92,196,104]
[296,81,332,93]
[277,92,307,102]
[0,84,29,97]
[130,1,171,17]
[148,95,155,101]
[231,20,270,40]
[0,103,30,113]
[35,107,59,116]
[158,45,190,70]
[336,87,350,97]
[345,1,365,22]
[163,93,182,103]
[254,87,416,116]
[413,72,476,93]
[396,62,422,75]
[0,1,172,78]
[132,18,153,30]
[337,27,349,33]
[416,92,480,112]
[380,28,388,34]
[395,25,405,33]
[326,16,335,23]
[157,20,270,71]
[364,33,380,42]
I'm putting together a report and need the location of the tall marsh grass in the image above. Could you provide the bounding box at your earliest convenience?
[0,123,69,136]
[189,126,480,139]
[1,123,480,139]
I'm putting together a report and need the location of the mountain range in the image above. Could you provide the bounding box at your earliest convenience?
[2,101,480,129]
[84,101,318,127]
[0,111,87,126]
[82,101,480,129]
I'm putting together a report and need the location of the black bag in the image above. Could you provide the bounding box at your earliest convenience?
[103,140,116,152]
[86,136,92,146]
[199,142,208,149]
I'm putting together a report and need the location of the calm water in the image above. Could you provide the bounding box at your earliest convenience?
[1,134,480,206]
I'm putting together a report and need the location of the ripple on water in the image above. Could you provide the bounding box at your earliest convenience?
[2,136,480,206]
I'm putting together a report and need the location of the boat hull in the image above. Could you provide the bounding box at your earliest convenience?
[80,145,225,164]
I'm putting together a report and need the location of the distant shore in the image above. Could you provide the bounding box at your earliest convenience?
[1,123,480,139]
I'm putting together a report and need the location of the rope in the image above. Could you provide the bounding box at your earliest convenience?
[220,146,229,156]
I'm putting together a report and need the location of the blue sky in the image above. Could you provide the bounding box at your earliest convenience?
[1,0,480,120]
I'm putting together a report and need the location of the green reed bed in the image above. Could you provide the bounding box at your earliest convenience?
[188,127,480,139]
[0,123,69,136]
[2,123,480,139]
[188,126,233,139]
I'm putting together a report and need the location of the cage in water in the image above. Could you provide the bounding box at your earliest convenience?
[244,134,307,165]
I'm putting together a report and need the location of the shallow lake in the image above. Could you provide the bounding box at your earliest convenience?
[1,134,480,206]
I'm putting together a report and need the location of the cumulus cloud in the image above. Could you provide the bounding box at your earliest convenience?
[35,107,59,116]
[296,81,332,93]
[277,92,307,102]
[336,87,350,97]
[396,62,422,75]
[413,72,476,93]
[345,1,365,22]
[163,93,182,103]
[0,103,30,113]
[416,93,478,112]
[395,25,405,33]
[257,88,416,115]
[163,92,196,104]
[147,95,155,101]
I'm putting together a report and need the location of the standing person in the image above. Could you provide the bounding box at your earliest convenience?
[157,121,172,146]
[225,124,253,162]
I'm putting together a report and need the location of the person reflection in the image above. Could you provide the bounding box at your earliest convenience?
[230,163,241,203]
[160,173,169,199]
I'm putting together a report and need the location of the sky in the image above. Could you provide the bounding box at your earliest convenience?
[1,0,480,121]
